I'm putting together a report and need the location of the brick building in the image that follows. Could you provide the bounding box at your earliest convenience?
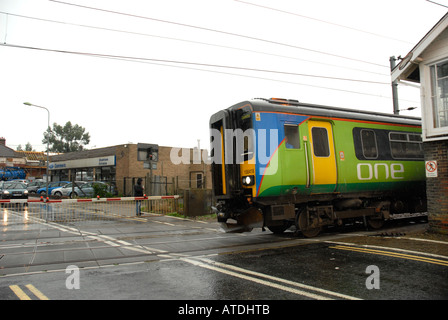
[423,141,448,232]
[391,13,448,233]
[49,143,211,196]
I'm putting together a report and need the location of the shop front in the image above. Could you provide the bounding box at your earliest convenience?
[49,149,116,184]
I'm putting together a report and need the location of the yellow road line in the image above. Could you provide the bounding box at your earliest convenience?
[330,245,448,267]
[9,284,49,300]
[25,284,49,300]
[9,285,31,300]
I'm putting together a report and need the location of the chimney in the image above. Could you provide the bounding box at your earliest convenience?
[0,137,5,146]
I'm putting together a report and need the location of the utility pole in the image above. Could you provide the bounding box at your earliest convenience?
[24,102,50,195]
[390,56,400,115]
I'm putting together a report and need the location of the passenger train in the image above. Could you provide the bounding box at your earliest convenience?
[209,98,426,237]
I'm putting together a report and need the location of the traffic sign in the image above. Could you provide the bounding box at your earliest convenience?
[425,160,438,178]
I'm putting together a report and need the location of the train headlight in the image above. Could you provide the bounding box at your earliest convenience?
[242,175,255,186]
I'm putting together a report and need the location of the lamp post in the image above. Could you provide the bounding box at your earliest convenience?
[24,102,50,198]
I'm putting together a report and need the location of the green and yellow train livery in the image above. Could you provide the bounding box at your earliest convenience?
[209,98,426,237]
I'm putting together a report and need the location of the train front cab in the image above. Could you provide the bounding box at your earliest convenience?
[209,101,355,235]
[209,104,261,231]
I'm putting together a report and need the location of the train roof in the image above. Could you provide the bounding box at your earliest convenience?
[228,98,422,127]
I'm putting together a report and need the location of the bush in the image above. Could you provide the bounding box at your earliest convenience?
[92,183,114,198]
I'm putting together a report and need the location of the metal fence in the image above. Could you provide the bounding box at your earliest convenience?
[121,176,176,197]
[0,195,181,228]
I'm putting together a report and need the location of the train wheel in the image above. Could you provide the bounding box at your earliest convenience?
[296,209,321,238]
[367,216,384,230]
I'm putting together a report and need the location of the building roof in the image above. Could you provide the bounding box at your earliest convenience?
[15,150,47,161]
[50,146,117,162]
[0,144,19,158]
[391,12,448,83]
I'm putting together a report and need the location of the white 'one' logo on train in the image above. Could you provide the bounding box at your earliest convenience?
[357,163,404,181]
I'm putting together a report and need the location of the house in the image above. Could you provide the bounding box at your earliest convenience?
[0,137,26,167]
[0,137,27,180]
[0,137,48,180]
[391,12,448,234]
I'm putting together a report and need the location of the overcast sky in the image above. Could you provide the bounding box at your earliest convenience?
[0,0,446,152]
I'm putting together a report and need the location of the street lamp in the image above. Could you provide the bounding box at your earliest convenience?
[24,102,50,198]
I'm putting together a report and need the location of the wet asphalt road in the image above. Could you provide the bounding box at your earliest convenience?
[1,209,447,305]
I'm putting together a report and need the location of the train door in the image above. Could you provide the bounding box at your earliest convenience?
[307,120,337,192]
[281,122,307,193]
[210,110,230,197]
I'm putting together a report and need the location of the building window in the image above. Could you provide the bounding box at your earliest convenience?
[196,173,203,189]
[430,60,448,128]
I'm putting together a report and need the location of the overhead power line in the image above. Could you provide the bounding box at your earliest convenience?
[0,11,389,77]
[0,42,387,84]
[1,43,418,103]
[234,0,414,45]
[48,0,389,68]
[426,0,448,8]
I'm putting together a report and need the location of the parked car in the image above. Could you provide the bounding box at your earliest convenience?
[27,181,47,194]
[0,182,29,199]
[68,181,116,198]
[51,181,87,197]
[10,179,29,185]
[36,181,70,195]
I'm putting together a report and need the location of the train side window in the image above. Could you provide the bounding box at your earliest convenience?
[389,132,424,159]
[311,127,330,157]
[408,134,423,142]
[360,129,378,159]
[284,124,300,149]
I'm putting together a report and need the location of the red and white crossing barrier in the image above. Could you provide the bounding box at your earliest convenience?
[1,195,181,225]
[0,195,179,204]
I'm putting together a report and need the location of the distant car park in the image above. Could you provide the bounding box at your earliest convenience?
[27,181,47,194]
[36,181,70,196]
[0,182,29,199]
[66,181,116,198]
[50,181,116,198]
[51,181,87,197]
[10,179,29,185]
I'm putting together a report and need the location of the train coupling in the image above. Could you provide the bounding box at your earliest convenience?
[212,206,229,223]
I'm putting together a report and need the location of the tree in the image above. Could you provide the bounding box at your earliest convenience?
[17,142,35,151]
[25,142,34,151]
[43,121,90,153]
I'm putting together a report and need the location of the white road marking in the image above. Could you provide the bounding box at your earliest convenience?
[181,257,361,300]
